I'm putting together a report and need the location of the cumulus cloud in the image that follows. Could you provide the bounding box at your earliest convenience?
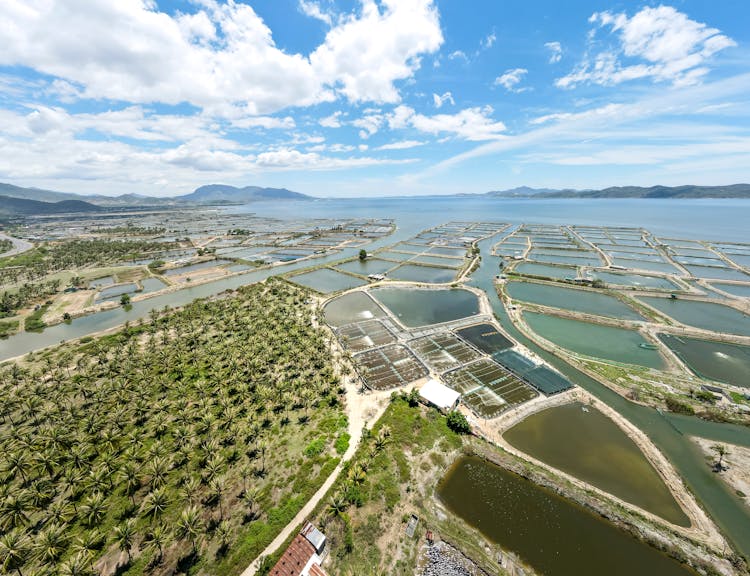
[0,0,443,114]
[545,41,562,63]
[494,68,529,92]
[481,31,496,50]
[386,105,506,141]
[319,111,344,128]
[556,5,735,89]
[432,91,455,108]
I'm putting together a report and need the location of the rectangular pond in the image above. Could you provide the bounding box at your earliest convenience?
[371,287,480,328]
[336,258,396,276]
[388,263,457,284]
[709,282,750,298]
[513,263,577,280]
[523,312,666,369]
[506,281,645,321]
[288,268,367,294]
[589,271,679,290]
[438,456,697,576]
[323,291,386,327]
[638,296,750,337]
[455,323,513,354]
[658,334,750,389]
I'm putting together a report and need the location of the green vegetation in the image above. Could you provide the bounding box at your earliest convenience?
[446,411,470,434]
[0,239,181,281]
[0,279,345,575]
[94,226,166,236]
[311,393,464,575]
[0,318,19,338]
[24,303,50,332]
[358,249,367,261]
[665,397,695,415]
[0,238,12,253]
[0,280,60,317]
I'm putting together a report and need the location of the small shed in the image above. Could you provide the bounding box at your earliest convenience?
[420,379,460,411]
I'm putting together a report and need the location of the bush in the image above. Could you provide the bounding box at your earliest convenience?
[665,397,694,415]
[446,411,470,434]
[334,433,351,455]
[304,438,326,457]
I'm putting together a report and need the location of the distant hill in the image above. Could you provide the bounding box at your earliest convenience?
[0,194,104,215]
[486,184,750,198]
[0,182,312,207]
[175,184,312,204]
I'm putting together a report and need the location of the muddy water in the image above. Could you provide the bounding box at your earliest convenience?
[638,296,750,337]
[504,402,689,525]
[322,291,386,327]
[658,334,750,389]
[438,455,697,576]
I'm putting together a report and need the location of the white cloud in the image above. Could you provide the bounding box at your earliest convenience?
[0,0,443,114]
[494,68,529,92]
[376,140,425,150]
[229,116,296,129]
[481,32,496,50]
[544,41,562,63]
[319,111,344,128]
[388,105,506,141]
[557,6,735,89]
[298,0,333,26]
[432,91,455,108]
[448,50,468,62]
[352,113,385,139]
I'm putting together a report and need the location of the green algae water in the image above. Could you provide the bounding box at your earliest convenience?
[504,402,689,525]
[638,296,750,337]
[523,311,665,369]
[506,281,644,321]
[438,455,697,576]
[370,286,480,327]
[658,334,750,389]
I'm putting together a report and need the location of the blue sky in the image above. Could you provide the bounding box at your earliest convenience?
[1,0,748,197]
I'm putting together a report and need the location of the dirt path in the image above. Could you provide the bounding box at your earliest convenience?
[239,354,395,576]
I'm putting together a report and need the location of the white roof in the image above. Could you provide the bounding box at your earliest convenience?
[420,379,460,410]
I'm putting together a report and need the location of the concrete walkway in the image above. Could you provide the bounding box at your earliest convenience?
[0,232,33,258]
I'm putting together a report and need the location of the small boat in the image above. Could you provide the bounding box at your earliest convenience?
[581,406,590,413]
[639,343,658,350]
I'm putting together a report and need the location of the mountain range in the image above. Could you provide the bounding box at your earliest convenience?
[2,182,750,216]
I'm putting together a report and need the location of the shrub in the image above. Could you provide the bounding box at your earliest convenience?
[446,411,470,434]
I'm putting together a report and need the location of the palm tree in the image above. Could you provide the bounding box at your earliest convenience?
[181,476,202,505]
[118,461,140,505]
[711,444,729,470]
[0,529,30,576]
[175,505,204,555]
[78,492,106,527]
[0,494,31,531]
[327,493,347,518]
[58,551,94,576]
[113,518,136,564]
[140,487,169,520]
[33,522,66,565]
[143,524,169,565]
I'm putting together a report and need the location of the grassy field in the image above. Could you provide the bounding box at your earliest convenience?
[0,279,347,575]
[302,395,506,576]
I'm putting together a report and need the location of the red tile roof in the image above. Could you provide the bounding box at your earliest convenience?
[308,564,328,576]
[270,534,315,576]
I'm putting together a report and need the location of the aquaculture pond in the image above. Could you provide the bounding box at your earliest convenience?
[288,268,367,294]
[658,334,750,389]
[88,276,114,288]
[95,283,138,302]
[512,262,577,280]
[438,456,696,576]
[139,277,167,294]
[709,282,750,298]
[506,281,644,321]
[388,263,456,283]
[612,259,682,275]
[371,287,480,328]
[523,312,665,369]
[638,297,750,337]
[163,259,232,276]
[504,402,689,525]
[589,271,679,290]
[683,265,750,281]
[323,291,386,327]
[336,258,395,276]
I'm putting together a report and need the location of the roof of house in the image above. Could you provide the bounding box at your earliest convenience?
[419,379,460,410]
[300,522,326,554]
[269,534,315,576]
